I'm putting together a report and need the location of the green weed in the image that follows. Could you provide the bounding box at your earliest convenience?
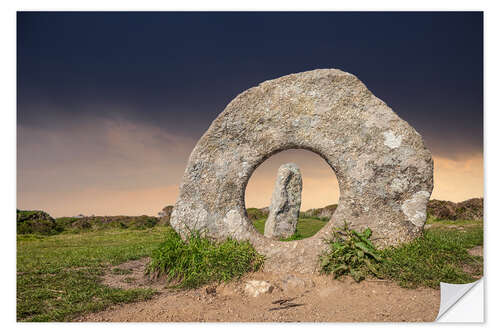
[320,222,383,282]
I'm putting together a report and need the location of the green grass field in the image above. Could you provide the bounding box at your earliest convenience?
[380,220,483,288]
[17,227,169,322]
[17,218,483,322]
[252,217,327,240]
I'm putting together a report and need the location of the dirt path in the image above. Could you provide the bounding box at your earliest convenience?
[76,258,440,322]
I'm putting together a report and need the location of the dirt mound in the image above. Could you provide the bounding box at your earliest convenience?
[79,259,440,322]
[427,198,483,221]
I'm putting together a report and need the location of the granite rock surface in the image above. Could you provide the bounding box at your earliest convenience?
[170,69,434,273]
[264,163,302,239]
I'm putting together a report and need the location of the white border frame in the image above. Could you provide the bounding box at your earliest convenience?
[2,1,497,331]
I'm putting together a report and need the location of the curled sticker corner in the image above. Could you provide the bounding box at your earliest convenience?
[436,278,483,321]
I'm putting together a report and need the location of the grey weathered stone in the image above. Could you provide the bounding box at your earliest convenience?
[170,68,434,273]
[264,163,302,239]
[244,280,274,297]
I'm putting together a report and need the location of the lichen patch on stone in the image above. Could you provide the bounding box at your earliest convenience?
[390,178,409,193]
[382,131,403,149]
[402,191,431,227]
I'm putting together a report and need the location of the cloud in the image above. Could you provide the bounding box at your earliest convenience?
[18,120,483,217]
[17,116,195,216]
[18,185,180,218]
[431,154,483,202]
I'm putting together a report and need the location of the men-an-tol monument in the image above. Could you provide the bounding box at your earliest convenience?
[170,69,434,273]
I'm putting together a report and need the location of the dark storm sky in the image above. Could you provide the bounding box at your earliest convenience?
[18,11,483,156]
[17,12,484,216]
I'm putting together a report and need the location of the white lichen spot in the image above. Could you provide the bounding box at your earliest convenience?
[238,161,249,178]
[382,131,403,149]
[402,191,431,227]
[390,178,409,193]
[223,209,247,239]
[308,90,318,97]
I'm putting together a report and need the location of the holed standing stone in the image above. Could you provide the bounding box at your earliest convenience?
[170,69,433,273]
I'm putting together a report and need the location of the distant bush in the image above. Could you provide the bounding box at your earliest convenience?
[129,215,158,229]
[146,227,265,289]
[54,217,80,231]
[301,204,337,221]
[158,205,173,226]
[427,198,483,221]
[69,215,161,231]
[302,199,483,222]
[17,210,162,235]
[17,210,60,235]
[246,208,268,221]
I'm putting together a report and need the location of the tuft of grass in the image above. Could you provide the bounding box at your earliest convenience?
[379,223,483,288]
[252,218,266,234]
[319,222,383,282]
[253,217,327,240]
[146,227,265,289]
[17,227,168,322]
[280,231,303,241]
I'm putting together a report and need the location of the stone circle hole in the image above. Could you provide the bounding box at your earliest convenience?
[244,149,340,241]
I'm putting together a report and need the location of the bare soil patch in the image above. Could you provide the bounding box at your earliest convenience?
[77,259,440,322]
[467,245,483,257]
[101,257,167,291]
[464,246,483,279]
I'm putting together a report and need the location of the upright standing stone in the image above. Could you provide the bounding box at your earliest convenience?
[264,163,302,239]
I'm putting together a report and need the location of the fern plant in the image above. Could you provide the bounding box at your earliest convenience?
[320,221,384,282]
